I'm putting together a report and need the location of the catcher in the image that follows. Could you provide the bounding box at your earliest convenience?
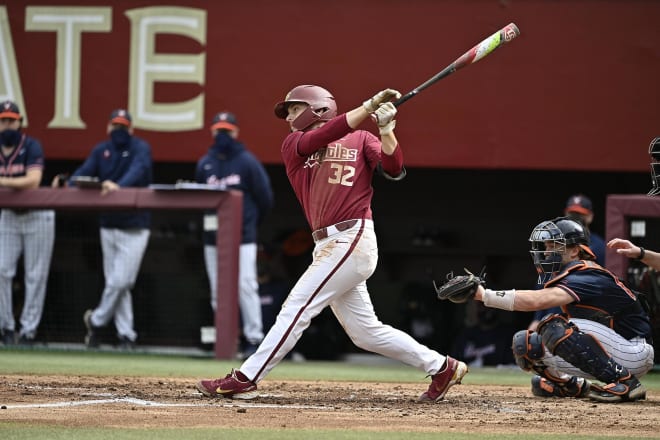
[435,216,654,403]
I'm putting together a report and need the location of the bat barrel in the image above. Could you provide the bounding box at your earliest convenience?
[393,22,519,108]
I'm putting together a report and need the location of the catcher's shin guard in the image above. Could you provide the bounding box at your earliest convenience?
[536,314,630,385]
[511,330,544,371]
[513,328,590,398]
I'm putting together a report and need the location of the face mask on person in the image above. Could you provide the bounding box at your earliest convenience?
[213,130,233,154]
[110,128,131,147]
[0,129,22,147]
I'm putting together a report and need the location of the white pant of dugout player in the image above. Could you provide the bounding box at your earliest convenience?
[541,318,654,380]
[87,228,150,342]
[0,209,55,339]
[205,243,263,345]
[239,219,446,383]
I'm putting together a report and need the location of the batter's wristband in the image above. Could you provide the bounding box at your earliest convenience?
[483,288,516,311]
[636,247,646,260]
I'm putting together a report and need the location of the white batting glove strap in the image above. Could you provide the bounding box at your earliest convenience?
[374,102,397,124]
[374,102,397,135]
[362,88,402,113]
[378,120,396,136]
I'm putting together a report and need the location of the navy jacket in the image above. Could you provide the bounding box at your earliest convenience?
[195,132,273,244]
[70,135,152,229]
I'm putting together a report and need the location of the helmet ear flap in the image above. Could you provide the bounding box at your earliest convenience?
[291,106,323,131]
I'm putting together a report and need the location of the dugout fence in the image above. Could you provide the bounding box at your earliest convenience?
[606,194,660,362]
[0,187,242,359]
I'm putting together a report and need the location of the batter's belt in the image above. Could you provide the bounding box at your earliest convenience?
[312,219,358,242]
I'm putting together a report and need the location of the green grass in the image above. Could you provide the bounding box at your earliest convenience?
[0,349,543,386]
[1,349,659,389]
[0,425,646,440]
[0,424,654,440]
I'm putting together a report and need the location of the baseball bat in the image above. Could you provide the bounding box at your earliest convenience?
[394,23,520,107]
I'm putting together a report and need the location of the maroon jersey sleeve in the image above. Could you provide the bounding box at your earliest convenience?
[380,145,403,177]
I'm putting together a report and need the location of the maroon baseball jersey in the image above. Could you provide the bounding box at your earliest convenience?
[281,115,402,231]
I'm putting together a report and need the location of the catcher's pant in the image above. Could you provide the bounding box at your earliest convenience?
[87,227,149,342]
[204,243,263,345]
[541,318,655,380]
[240,219,446,383]
[0,209,55,339]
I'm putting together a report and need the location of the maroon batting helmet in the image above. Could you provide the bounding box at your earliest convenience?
[274,85,337,131]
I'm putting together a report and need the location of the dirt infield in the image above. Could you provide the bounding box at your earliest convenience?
[1,374,658,437]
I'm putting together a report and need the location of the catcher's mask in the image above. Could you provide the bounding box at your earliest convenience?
[648,137,660,196]
[529,217,592,284]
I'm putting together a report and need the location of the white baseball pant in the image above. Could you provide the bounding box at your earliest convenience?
[0,209,55,338]
[240,219,446,383]
[87,227,149,342]
[541,318,655,380]
[205,243,263,345]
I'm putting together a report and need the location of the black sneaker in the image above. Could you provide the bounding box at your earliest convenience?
[531,375,590,398]
[1,329,15,346]
[589,375,647,403]
[83,310,100,348]
[117,336,135,351]
[17,335,35,346]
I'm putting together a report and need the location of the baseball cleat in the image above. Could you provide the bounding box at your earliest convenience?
[196,369,258,399]
[117,335,135,351]
[1,329,15,346]
[418,356,468,402]
[83,310,100,348]
[531,375,590,398]
[588,375,646,403]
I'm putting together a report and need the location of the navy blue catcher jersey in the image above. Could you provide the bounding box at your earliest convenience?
[547,260,652,342]
[0,134,44,178]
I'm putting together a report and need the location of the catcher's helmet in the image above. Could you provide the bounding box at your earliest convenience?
[529,217,593,284]
[648,137,660,196]
[273,85,337,131]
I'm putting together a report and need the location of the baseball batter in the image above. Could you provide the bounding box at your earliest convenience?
[197,85,468,402]
[472,217,654,403]
[0,100,55,345]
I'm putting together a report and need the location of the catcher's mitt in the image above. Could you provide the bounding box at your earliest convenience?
[433,267,487,303]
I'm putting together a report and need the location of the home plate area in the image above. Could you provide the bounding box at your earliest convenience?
[0,375,657,436]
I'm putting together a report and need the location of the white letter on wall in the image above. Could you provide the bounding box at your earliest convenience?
[26,7,111,128]
[0,7,27,125]
[125,7,206,131]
